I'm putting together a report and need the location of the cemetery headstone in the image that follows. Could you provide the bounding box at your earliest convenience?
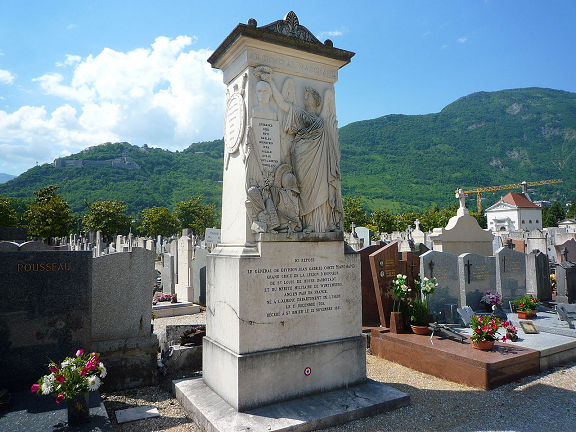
[527,229,547,256]
[556,260,576,304]
[369,241,399,327]
[458,253,496,310]
[191,247,209,305]
[420,250,459,318]
[494,246,526,303]
[554,238,576,264]
[525,249,551,301]
[355,226,372,248]
[358,243,385,326]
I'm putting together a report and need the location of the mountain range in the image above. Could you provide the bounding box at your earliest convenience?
[0,87,574,217]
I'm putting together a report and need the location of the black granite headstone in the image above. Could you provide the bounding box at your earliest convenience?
[0,250,92,391]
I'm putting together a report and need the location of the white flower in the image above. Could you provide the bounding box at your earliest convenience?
[87,375,101,391]
[99,363,107,378]
[396,274,402,278]
[61,359,71,368]
[423,277,429,282]
[41,381,53,395]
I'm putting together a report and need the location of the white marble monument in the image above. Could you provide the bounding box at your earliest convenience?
[174,12,409,431]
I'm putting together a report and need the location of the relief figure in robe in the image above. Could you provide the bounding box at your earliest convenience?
[260,71,343,233]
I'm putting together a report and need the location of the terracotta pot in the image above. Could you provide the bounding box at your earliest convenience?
[389,312,404,334]
[517,310,536,319]
[411,325,430,335]
[472,340,495,350]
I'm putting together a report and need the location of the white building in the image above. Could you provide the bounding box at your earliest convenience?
[485,192,542,233]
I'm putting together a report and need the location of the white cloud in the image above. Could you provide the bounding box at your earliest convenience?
[458,37,468,43]
[1,36,225,175]
[0,69,15,84]
[67,24,76,30]
[317,27,349,40]
[56,55,82,67]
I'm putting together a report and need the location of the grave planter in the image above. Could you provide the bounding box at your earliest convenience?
[67,392,90,426]
[471,340,495,351]
[410,325,430,335]
[389,312,404,334]
[517,310,537,319]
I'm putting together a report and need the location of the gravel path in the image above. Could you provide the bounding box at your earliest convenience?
[102,313,576,431]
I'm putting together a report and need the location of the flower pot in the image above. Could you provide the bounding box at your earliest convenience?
[472,340,495,351]
[518,310,536,319]
[411,325,430,335]
[67,392,90,426]
[389,312,404,334]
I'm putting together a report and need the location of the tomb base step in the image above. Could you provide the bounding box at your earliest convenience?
[173,376,409,432]
[152,301,201,317]
[370,329,539,390]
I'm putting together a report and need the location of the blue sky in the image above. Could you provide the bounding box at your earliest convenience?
[1,1,575,176]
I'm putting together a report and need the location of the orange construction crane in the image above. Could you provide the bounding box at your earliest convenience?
[463,179,564,212]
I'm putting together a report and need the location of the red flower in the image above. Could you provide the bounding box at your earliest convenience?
[56,394,64,403]
[56,375,65,383]
[76,349,84,357]
[520,302,524,307]
[475,328,481,333]
[49,366,58,373]
[31,383,40,393]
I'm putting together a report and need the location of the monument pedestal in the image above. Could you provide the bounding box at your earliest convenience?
[203,235,367,411]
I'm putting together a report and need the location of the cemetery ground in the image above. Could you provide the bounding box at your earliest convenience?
[97,313,576,432]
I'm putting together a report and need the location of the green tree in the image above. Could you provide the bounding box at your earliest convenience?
[82,200,132,241]
[371,209,395,233]
[394,211,421,232]
[23,185,74,243]
[139,206,180,237]
[175,196,219,238]
[543,201,566,227]
[343,196,371,232]
[0,195,19,227]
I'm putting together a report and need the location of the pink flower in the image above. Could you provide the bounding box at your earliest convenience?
[31,383,40,393]
[56,394,64,403]
[76,349,84,357]
[56,375,65,383]
[49,366,59,373]
[80,368,89,376]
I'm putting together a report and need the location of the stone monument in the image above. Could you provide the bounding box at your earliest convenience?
[174,12,409,431]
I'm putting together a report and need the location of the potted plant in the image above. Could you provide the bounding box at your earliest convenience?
[409,276,438,334]
[502,321,518,342]
[512,294,539,319]
[470,315,503,350]
[480,290,502,312]
[390,274,411,333]
[31,349,106,426]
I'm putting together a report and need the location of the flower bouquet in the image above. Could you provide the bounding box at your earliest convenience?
[31,349,106,425]
[480,291,502,312]
[392,274,410,312]
[502,321,518,342]
[470,315,503,350]
[409,275,438,334]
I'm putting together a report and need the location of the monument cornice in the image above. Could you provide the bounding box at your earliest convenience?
[208,19,355,69]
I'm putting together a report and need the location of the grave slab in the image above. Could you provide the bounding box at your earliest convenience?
[152,301,201,318]
[115,405,160,424]
[173,376,409,432]
[370,329,539,390]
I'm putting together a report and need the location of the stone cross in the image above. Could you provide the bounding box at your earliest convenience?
[562,247,569,263]
[464,260,472,284]
[506,238,516,250]
[455,188,467,209]
[502,256,507,273]
[428,260,435,278]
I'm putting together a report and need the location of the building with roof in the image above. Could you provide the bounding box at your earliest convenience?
[485,192,542,233]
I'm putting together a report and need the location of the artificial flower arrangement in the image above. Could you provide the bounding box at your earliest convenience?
[31,349,106,403]
[512,294,539,312]
[152,293,174,305]
[502,321,518,342]
[480,290,502,306]
[391,274,410,312]
[470,315,503,343]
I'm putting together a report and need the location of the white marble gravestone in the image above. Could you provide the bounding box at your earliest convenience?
[189,14,409,426]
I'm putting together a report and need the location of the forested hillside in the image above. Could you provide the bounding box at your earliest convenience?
[1,87,574,217]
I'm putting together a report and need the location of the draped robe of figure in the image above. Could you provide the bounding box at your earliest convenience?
[283,103,342,233]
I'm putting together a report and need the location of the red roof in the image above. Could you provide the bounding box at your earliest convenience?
[502,192,539,208]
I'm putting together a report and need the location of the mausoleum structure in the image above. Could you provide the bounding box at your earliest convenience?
[173,12,409,431]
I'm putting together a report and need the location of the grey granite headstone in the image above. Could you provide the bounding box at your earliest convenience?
[495,247,526,303]
[556,261,576,304]
[192,248,209,305]
[458,253,496,311]
[420,250,460,316]
[162,253,176,294]
[526,249,551,301]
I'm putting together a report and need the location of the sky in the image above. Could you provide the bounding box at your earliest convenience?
[1,0,576,176]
